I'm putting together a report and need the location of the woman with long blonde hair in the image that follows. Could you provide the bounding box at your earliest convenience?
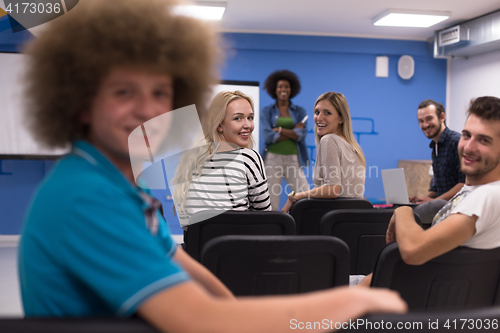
[172,90,271,227]
[282,92,366,212]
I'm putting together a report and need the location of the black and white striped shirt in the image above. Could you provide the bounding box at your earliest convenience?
[179,148,271,226]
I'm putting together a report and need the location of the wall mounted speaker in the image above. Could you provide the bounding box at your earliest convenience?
[398,55,414,80]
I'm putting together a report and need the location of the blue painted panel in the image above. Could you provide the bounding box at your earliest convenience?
[0,160,55,234]
[0,14,34,52]
[220,33,446,204]
[0,32,447,232]
[150,188,183,235]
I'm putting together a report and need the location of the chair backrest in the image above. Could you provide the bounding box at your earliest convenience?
[359,306,500,333]
[290,197,373,235]
[184,210,295,261]
[5,306,500,333]
[319,209,421,275]
[0,317,159,333]
[371,242,500,311]
[201,235,350,296]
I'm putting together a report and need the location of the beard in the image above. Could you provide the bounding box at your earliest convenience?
[423,122,442,139]
[459,150,500,181]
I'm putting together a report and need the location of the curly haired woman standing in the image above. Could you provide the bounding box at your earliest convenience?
[261,70,309,210]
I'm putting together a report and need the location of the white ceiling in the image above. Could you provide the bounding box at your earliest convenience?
[216,0,500,41]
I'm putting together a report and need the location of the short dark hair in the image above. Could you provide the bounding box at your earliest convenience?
[467,96,500,121]
[418,99,445,118]
[263,70,301,100]
[25,0,220,148]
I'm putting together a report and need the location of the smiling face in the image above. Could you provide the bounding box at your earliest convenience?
[314,99,343,137]
[84,67,174,171]
[217,98,254,148]
[417,105,445,141]
[275,80,291,102]
[458,114,500,185]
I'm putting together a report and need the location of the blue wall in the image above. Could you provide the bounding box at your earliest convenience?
[0,32,447,235]
[220,33,447,203]
[0,160,54,234]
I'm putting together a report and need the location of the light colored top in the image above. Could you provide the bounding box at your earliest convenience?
[432,180,500,249]
[179,148,272,226]
[313,134,365,198]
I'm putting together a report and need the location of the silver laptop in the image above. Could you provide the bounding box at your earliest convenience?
[381,168,418,205]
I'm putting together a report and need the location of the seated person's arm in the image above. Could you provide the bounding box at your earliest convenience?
[173,246,234,299]
[388,206,476,265]
[138,282,406,333]
[281,185,341,212]
[410,190,436,203]
[435,183,465,201]
[294,185,341,200]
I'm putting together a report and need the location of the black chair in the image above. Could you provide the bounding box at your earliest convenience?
[4,306,500,333]
[184,210,295,261]
[319,209,421,275]
[201,235,350,296]
[339,306,500,332]
[290,197,373,235]
[371,242,500,311]
[0,317,159,333]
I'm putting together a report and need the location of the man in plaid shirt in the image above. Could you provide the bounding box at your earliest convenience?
[411,100,465,226]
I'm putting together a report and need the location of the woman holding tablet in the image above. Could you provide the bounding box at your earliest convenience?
[261,70,309,210]
[282,92,366,212]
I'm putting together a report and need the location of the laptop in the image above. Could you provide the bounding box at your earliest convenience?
[381,168,419,206]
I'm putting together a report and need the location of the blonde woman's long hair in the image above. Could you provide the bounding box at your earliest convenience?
[314,92,366,168]
[171,90,255,214]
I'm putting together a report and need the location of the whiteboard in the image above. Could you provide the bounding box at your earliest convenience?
[0,52,260,158]
[0,52,68,157]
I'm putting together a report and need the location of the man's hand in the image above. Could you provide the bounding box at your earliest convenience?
[386,212,397,244]
[387,206,414,244]
[410,196,433,204]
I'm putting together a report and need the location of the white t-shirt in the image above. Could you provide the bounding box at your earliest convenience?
[432,180,500,249]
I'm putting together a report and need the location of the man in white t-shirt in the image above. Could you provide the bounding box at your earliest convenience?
[386,96,500,265]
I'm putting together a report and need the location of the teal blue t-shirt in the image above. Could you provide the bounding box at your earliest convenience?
[19,140,189,317]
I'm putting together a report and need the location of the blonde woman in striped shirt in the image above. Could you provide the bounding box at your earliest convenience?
[172,91,271,228]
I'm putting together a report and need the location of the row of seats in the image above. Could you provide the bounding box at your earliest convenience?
[182,199,500,311]
[4,306,500,333]
[184,202,421,276]
[4,199,500,331]
[197,234,500,311]
[290,197,373,235]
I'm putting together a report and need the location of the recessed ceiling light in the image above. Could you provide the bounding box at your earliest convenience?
[373,9,451,28]
[173,2,226,21]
